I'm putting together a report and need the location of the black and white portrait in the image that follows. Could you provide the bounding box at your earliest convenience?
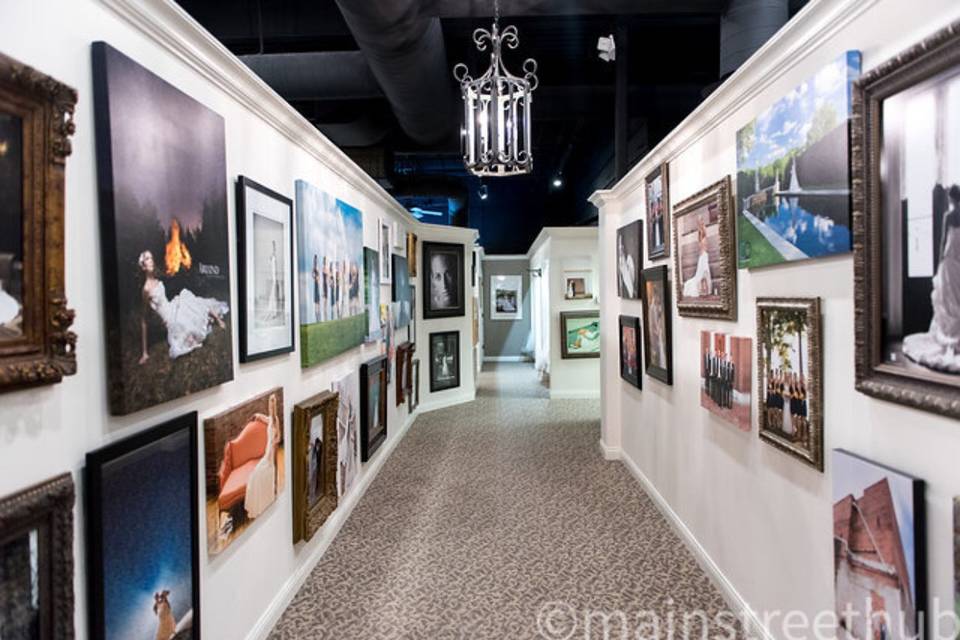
[423,241,465,318]
[429,330,460,392]
[616,220,642,299]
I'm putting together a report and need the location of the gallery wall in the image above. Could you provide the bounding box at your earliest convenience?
[481,256,532,361]
[592,0,960,637]
[0,1,476,639]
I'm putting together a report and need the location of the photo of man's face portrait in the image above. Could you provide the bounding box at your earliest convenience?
[430,252,457,309]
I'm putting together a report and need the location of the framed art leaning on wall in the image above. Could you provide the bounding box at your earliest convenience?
[0,53,77,392]
[852,22,960,419]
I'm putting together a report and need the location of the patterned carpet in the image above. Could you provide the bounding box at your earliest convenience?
[268,363,740,639]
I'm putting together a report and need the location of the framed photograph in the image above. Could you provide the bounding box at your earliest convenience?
[295,180,365,367]
[360,354,388,461]
[618,315,641,389]
[672,176,737,320]
[490,274,523,320]
[331,371,361,497]
[409,358,420,412]
[379,219,391,284]
[0,53,77,392]
[560,310,600,359]
[616,220,642,299]
[292,390,338,544]
[757,297,823,470]
[700,331,752,431]
[853,24,960,419]
[646,162,670,260]
[203,388,284,556]
[738,52,861,269]
[641,265,673,384]
[429,330,460,392]
[85,413,199,640]
[236,176,294,362]
[833,449,925,640]
[0,473,75,639]
[392,254,411,328]
[363,247,381,343]
[395,342,413,406]
[406,232,418,278]
[408,285,417,345]
[563,270,592,300]
[92,42,233,415]
[423,241,465,319]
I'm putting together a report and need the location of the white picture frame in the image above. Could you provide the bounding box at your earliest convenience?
[490,274,523,321]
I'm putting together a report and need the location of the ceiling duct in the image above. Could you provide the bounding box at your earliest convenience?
[719,0,789,78]
[240,51,382,101]
[334,1,457,145]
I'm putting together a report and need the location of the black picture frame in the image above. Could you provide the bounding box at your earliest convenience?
[641,265,673,384]
[422,241,465,319]
[236,175,295,362]
[360,355,388,461]
[618,315,642,389]
[559,311,600,359]
[429,330,460,392]
[0,473,75,640]
[84,413,200,640]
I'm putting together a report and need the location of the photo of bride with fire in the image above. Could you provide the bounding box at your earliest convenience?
[93,42,234,415]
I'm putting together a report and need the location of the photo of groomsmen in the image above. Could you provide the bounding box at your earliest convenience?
[699,331,752,431]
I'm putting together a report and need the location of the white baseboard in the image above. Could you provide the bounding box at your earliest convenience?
[483,355,526,362]
[597,439,621,460]
[549,389,600,399]
[245,409,419,640]
[618,450,773,640]
[418,391,476,414]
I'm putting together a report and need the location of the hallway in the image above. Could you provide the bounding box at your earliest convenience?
[269,363,739,639]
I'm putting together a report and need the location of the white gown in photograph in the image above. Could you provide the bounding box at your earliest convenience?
[682,248,712,298]
[265,253,280,318]
[0,283,19,327]
[245,415,277,519]
[618,253,636,298]
[781,393,794,436]
[147,281,228,359]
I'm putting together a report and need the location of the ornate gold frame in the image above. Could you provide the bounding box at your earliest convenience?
[756,297,823,471]
[671,175,737,320]
[0,53,77,391]
[292,390,339,544]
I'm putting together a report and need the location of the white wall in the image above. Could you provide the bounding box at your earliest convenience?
[0,1,476,639]
[592,1,960,638]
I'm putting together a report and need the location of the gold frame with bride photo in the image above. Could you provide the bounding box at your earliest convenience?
[853,21,960,419]
[671,175,737,320]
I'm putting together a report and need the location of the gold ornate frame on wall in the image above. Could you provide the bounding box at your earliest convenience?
[852,20,960,419]
[671,176,737,320]
[756,297,823,471]
[292,390,339,544]
[0,53,77,391]
[407,232,418,278]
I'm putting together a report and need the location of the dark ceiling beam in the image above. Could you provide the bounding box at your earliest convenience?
[240,51,382,100]
[422,0,725,16]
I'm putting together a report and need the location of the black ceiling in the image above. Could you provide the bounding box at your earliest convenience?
[177,0,802,253]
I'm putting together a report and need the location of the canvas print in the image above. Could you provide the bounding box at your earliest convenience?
[646,163,670,259]
[564,270,591,300]
[292,390,338,544]
[236,176,294,362]
[853,28,960,419]
[85,413,199,640]
[379,220,391,283]
[641,265,672,384]
[560,311,600,359]
[616,220,642,299]
[757,297,823,470]
[203,388,284,556]
[619,315,641,389]
[363,247,381,343]
[360,355,388,461]
[833,449,925,640]
[92,42,233,415]
[429,330,460,392]
[423,241,465,318]
[737,51,862,269]
[332,371,361,497]
[392,254,411,328]
[700,331,752,430]
[673,177,737,319]
[296,180,364,367]
[490,274,522,320]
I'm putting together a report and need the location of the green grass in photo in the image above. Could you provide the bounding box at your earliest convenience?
[300,314,367,367]
[737,215,784,269]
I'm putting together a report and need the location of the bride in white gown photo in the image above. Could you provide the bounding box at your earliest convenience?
[138,250,229,364]
[682,216,713,298]
[245,393,281,519]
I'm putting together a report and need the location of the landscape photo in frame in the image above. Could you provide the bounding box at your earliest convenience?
[92,42,233,414]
